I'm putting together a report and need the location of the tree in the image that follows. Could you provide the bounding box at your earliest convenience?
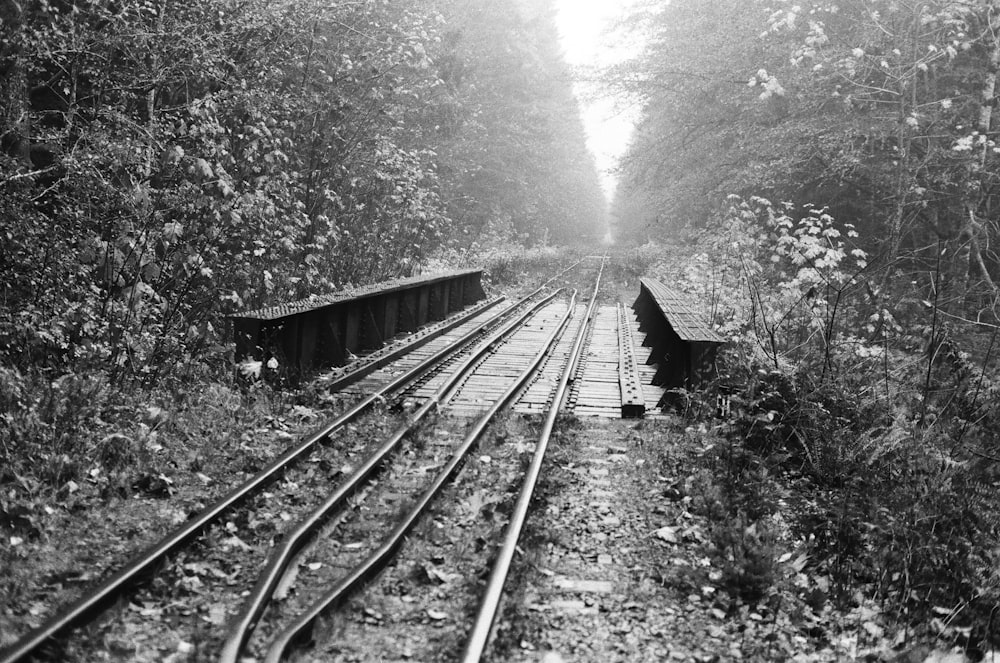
[0,0,605,384]
[614,0,1000,313]
[431,0,607,246]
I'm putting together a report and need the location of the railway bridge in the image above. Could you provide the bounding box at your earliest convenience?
[1,257,727,663]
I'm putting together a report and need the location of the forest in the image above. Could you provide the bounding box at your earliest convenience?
[0,0,605,387]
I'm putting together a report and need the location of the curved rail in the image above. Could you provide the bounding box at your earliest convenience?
[262,292,580,663]
[218,290,563,662]
[461,257,606,662]
[0,286,556,663]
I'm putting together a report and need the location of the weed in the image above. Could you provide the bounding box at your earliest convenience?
[710,512,781,604]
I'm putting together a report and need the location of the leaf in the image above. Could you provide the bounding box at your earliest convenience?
[162,221,183,242]
[861,620,883,639]
[192,158,214,179]
[238,360,262,380]
[273,564,300,600]
[426,608,448,621]
[654,526,679,543]
[222,535,250,551]
[423,564,459,585]
[206,603,228,625]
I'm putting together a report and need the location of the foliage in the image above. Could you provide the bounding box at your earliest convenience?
[0,366,110,487]
[640,191,1000,650]
[612,0,1000,311]
[0,0,605,394]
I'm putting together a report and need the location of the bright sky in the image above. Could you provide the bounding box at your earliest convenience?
[553,0,642,201]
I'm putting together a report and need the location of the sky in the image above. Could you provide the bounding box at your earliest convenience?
[553,0,642,201]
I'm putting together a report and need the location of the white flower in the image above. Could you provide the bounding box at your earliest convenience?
[238,360,262,379]
[953,135,974,152]
[266,357,279,370]
[851,47,865,58]
[940,99,952,109]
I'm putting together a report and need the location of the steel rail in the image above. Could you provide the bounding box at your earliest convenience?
[262,292,580,663]
[218,290,563,663]
[322,295,503,393]
[0,287,556,663]
[461,257,606,662]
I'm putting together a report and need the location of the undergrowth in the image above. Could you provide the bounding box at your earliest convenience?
[0,364,290,529]
[626,200,1000,655]
[675,363,1000,655]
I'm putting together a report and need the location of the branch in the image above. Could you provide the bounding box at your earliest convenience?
[968,209,999,293]
[0,165,60,187]
[936,308,1000,330]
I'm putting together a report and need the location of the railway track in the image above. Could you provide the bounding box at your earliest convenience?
[1,258,609,663]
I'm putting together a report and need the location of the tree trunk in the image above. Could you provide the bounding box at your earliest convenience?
[961,1,1000,303]
[0,1,30,166]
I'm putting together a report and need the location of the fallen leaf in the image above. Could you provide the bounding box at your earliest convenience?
[653,526,678,543]
[291,405,319,420]
[862,621,883,638]
[426,608,448,621]
[222,535,250,551]
[424,564,459,585]
[273,564,299,601]
[163,641,195,663]
[206,603,227,625]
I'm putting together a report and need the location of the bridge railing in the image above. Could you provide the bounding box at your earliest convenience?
[633,277,724,389]
[231,270,486,375]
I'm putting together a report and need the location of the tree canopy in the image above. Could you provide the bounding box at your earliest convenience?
[613,0,1000,309]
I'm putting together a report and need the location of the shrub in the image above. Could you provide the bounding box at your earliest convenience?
[0,368,109,487]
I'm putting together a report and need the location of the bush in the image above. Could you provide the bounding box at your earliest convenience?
[715,364,1000,647]
[0,368,110,487]
[686,439,786,603]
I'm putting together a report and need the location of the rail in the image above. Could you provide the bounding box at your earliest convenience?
[0,283,551,663]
